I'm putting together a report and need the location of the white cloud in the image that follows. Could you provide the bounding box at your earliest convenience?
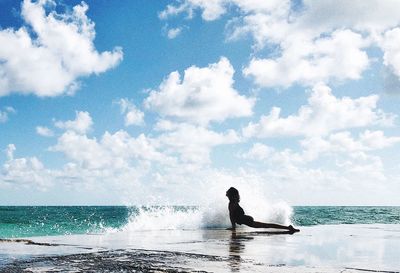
[243,84,395,138]
[159,0,227,21]
[0,0,123,97]
[237,130,393,201]
[381,28,400,79]
[1,144,51,189]
[240,142,308,167]
[228,0,400,48]
[359,130,400,150]
[125,111,144,127]
[237,142,389,204]
[301,132,363,159]
[167,27,183,39]
[116,98,144,126]
[161,0,400,88]
[36,126,54,137]
[101,130,170,164]
[240,142,273,160]
[5,144,16,160]
[0,106,16,123]
[301,130,400,162]
[55,111,93,134]
[225,1,292,48]
[153,119,242,165]
[51,129,171,170]
[159,0,286,22]
[243,29,369,88]
[41,122,244,202]
[236,1,400,87]
[145,57,255,126]
[299,0,400,33]
[51,131,111,169]
[157,122,240,164]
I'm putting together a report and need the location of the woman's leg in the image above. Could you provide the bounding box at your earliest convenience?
[247,221,299,232]
[248,221,292,229]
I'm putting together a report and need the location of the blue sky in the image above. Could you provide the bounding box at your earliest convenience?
[1,0,400,205]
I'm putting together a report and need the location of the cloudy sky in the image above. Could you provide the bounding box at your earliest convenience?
[1,0,400,205]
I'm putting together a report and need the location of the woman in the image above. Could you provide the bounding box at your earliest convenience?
[226,187,299,232]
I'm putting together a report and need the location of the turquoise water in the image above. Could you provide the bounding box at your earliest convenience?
[0,206,399,238]
[292,206,400,226]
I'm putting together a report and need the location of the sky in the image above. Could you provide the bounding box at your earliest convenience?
[1,0,400,205]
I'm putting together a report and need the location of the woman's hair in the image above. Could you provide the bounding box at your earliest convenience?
[226,187,240,202]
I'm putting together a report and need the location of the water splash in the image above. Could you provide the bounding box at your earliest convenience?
[118,202,293,232]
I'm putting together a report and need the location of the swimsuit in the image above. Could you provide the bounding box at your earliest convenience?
[233,204,254,226]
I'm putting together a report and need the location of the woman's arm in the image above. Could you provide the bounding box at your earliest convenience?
[228,203,236,230]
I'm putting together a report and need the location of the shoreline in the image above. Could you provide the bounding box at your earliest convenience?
[1,224,400,272]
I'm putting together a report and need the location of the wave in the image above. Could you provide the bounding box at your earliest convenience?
[115,202,293,232]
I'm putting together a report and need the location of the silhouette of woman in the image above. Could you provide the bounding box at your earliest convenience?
[226,187,299,232]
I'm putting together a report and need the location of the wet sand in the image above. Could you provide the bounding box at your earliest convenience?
[1,224,400,272]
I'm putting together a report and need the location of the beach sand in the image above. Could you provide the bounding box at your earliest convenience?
[1,224,399,272]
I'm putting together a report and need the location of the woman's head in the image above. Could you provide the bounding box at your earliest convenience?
[226,187,240,202]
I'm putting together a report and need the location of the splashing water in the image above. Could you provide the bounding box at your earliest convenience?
[119,177,294,231]
[120,202,292,231]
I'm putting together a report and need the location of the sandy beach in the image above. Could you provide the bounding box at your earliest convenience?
[1,224,399,272]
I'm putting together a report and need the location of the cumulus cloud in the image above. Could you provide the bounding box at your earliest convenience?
[240,142,273,160]
[159,0,227,21]
[159,0,287,22]
[145,57,255,126]
[51,131,110,169]
[167,27,183,39]
[0,106,16,123]
[115,98,144,126]
[0,0,123,97]
[228,0,400,47]
[157,122,240,164]
[381,28,400,79]
[1,144,51,189]
[5,144,16,160]
[55,111,93,134]
[38,116,244,201]
[240,142,306,168]
[237,142,388,203]
[36,126,54,137]
[302,135,387,182]
[238,129,396,198]
[161,0,400,88]
[50,129,171,170]
[301,130,400,162]
[298,0,400,33]
[27,107,244,196]
[236,1,400,87]
[359,130,400,150]
[243,29,369,88]
[243,84,395,138]
[0,135,160,195]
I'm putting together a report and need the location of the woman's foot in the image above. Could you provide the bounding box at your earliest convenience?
[288,225,300,232]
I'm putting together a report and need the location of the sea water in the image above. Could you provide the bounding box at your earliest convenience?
[1,206,399,238]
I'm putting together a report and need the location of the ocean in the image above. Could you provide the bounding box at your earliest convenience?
[1,206,400,272]
[1,206,399,238]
